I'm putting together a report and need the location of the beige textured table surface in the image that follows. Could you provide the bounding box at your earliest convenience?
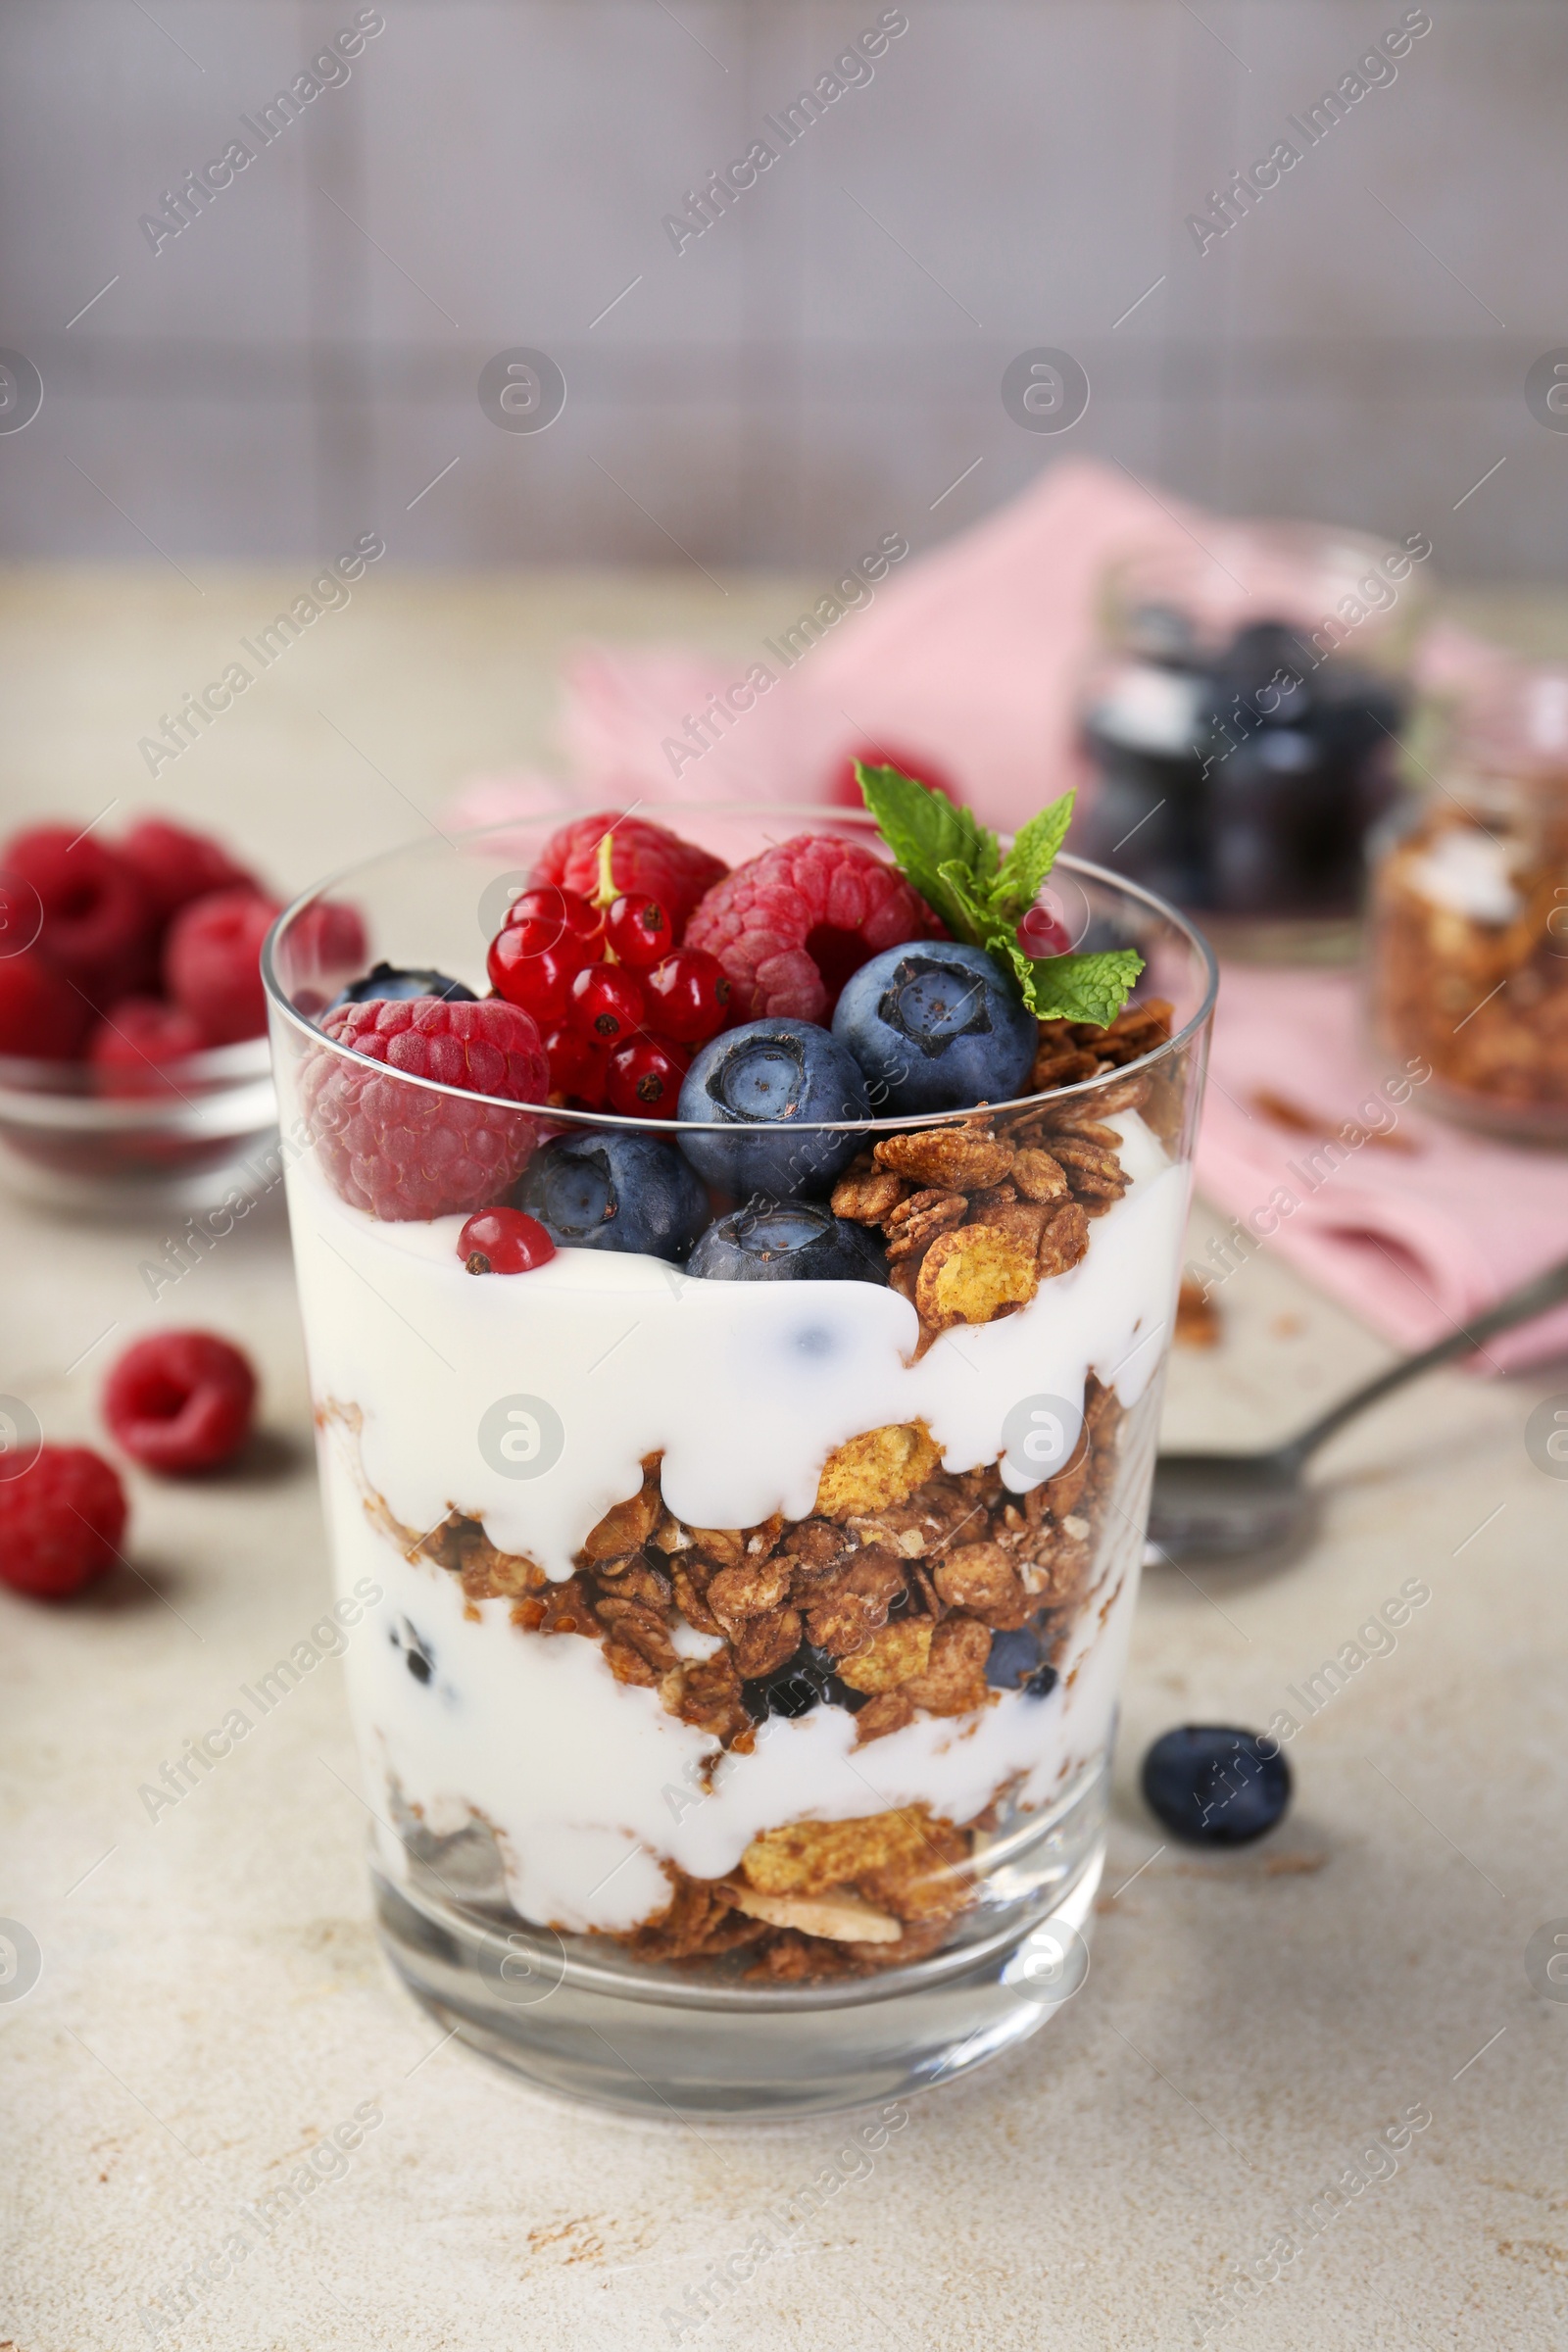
[3,570,1568,2352]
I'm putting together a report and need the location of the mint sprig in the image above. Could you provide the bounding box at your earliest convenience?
[855,760,1144,1025]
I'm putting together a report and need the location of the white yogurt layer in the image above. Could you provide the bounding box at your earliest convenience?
[286,1109,1187,1935]
[287,1110,1187,1580]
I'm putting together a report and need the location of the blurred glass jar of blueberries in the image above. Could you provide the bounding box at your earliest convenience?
[1076,521,1435,962]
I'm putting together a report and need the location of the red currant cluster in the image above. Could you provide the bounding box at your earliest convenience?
[487,882,730,1115]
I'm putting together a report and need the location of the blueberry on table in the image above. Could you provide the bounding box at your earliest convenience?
[688,1197,888,1285]
[677,1018,870,1196]
[512,1130,707,1262]
[832,942,1037,1114]
[329,961,477,1009]
[1141,1726,1291,1846]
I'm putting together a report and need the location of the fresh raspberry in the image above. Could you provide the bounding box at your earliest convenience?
[0,948,93,1059]
[164,887,282,1046]
[119,818,258,925]
[304,996,548,1221]
[458,1206,556,1275]
[103,1331,257,1474]
[0,1445,126,1599]
[531,812,727,935]
[683,834,943,1022]
[88,998,205,1096]
[0,824,156,1008]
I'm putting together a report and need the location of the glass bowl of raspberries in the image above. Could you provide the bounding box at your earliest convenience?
[263,790,1217,2117]
[0,814,361,1212]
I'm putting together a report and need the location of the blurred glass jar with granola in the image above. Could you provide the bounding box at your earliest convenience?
[1076,521,1435,962]
[1368,659,1568,1144]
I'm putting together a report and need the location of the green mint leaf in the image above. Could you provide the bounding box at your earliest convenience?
[855,761,997,935]
[933,858,994,947]
[990,790,1075,922]
[1025,950,1146,1028]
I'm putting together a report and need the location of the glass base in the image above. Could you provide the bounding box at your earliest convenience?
[372,1787,1106,2120]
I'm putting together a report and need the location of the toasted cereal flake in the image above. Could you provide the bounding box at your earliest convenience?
[726,1886,903,1943]
[914,1225,1038,1330]
[814,1421,940,1517]
[837,1617,934,1692]
[873,1125,1015,1192]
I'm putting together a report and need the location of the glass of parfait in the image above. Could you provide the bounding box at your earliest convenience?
[264,801,1215,2119]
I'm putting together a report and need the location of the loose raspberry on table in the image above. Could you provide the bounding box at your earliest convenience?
[531,812,727,934]
[0,1445,127,1599]
[163,886,282,1046]
[120,818,258,925]
[103,1331,258,1474]
[0,824,157,1009]
[684,834,944,1023]
[89,999,205,1094]
[0,948,93,1060]
[304,995,548,1220]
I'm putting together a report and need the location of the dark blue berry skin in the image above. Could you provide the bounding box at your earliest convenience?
[687,1198,888,1286]
[742,1642,866,1723]
[391,1618,435,1684]
[984,1627,1058,1697]
[511,1131,707,1263]
[832,942,1036,1115]
[1141,1726,1292,1846]
[677,1018,870,1197]
[329,961,476,1010]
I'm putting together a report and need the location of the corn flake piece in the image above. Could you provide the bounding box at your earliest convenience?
[814,1421,940,1517]
[837,1618,933,1692]
[726,1886,903,1943]
[740,1806,948,1898]
[915,1224,1038,1329]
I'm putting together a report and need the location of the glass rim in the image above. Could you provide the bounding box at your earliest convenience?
[261,807,1219,1140]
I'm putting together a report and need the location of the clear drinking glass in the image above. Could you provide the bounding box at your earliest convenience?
[264,808,1216,2119]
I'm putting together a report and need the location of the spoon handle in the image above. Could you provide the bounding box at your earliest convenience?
[1279,1252,1568,1468]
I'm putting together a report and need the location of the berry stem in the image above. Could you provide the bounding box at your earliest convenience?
[594,828,620,960]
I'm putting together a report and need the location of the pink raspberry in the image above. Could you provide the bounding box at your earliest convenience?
[0,1445,127,1600]
[163,887,281,1046]
[532,812,727,935]
[684,834,943,1022]
[103,1331,257,1475]
[89,998,206,1096]
[120,818,259,925]
[0,824,157,1009]
[0,948,93,1059]
[303,996,548,1221]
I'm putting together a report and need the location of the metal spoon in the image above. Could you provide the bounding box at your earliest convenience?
[1149,1252,1568,1564]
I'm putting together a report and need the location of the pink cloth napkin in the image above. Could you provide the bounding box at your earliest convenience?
[1195,965,1568,1371]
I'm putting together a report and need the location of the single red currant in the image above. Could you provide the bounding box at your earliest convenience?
[458,1207,557,1275]
[570,1038,613,1108]
[568,960,645,1044]
[607,1037,689,1116]
[604,893,674,971]
[643,949,732,1044]
[488,923,592,1021]
[542,1022,593,1098]
[504,885,603,955]
[1017,905,1072,958]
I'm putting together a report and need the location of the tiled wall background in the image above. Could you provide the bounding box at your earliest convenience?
[0,0,1562,577]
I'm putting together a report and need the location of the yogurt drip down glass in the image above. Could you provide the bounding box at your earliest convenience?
[264,808,1216,2118]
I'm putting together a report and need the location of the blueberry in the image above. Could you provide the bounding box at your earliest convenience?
[832,942,1037,1114]
[687,1197,888,1286]
[391,1618,435,1685]
[511,1131,707,1263]
[329,960,476,1010]
[1140,1725,1292,1846]
[677,1018,870,1197]
[742,1642,865,1723]
[984,1627,1058,1698]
